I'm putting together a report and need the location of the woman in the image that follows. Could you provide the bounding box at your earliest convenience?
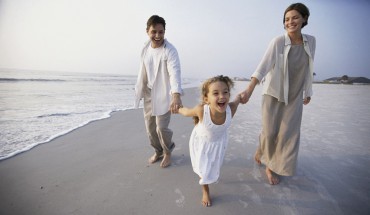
[240,3,316,185]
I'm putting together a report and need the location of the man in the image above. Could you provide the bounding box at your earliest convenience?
[134,15,183,168]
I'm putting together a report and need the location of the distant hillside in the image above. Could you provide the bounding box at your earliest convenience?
[233,77,250,81]
[324,76,370,84]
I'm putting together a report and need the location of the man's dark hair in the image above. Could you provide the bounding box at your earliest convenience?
[146,15,166,31]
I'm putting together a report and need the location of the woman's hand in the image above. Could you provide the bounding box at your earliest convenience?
[240,89,252,104]
[240,77,259,104]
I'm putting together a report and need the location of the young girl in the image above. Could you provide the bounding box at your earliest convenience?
[178,75,240,207]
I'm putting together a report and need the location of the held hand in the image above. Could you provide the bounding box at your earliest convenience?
[170,93,182,114]
[234,94,242,104]
[303,97,311,105]
[239,90,251,104]
[240,77,258,104]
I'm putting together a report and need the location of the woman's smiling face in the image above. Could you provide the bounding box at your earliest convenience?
[284,10,306,34]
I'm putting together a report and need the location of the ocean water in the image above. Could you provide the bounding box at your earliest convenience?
[0,70,199,161]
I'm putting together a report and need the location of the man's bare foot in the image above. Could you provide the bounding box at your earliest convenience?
[148,153,162,164]
[266,167,279,185]
[160,153,171,168]
[202,185,212,207]
[254,151,261,165]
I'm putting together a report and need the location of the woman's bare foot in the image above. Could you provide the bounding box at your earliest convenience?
[254,151,261,165]
[160,153,171,168]
[201,185,212,207]
[148,153,162,164]
[265,167,279,185]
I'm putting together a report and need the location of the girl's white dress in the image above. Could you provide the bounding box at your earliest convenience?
[189,104,232,185]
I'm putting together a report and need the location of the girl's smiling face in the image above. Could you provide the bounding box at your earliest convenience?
[147,23,165,48]
[205,81,230,113]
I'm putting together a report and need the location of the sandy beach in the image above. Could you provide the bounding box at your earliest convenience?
[1,82,369,215]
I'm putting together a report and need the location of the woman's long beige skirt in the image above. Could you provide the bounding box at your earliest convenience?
[256,44,308,176]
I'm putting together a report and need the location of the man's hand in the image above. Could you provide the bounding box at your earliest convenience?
[170,93,182,113]
[303,97,311,105]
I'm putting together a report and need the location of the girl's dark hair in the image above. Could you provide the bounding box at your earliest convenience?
[193,75,234,124]
[146,15,166,31]
[283,3,310,28]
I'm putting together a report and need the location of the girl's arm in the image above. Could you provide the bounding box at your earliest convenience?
[178,104,203,117]
[229,94,241,117]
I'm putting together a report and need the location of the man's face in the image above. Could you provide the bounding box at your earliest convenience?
[147,24,165,48]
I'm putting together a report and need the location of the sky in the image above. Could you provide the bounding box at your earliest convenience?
[0,0,369,80]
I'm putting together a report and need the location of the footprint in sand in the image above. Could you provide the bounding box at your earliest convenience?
[251,164,262,182]
[175,188,185,207]
[240,184,262,205]
[238,199,249,208]
[173,154,185,166]
[237,172,244,181]
[242,184,252,192]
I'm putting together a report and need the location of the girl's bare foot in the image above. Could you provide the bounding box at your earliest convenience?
[160,153,171,168]
[254,151,261,165]
[201,185,212,207]
[148,153,162,164]
[265,167,279,185]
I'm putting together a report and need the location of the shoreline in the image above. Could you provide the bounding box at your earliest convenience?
[0,83,369,214]
[0,108,135,161]
[1,84,198,162]
[0,71,201,162]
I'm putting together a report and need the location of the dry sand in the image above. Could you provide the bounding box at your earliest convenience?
[0,82,369,215]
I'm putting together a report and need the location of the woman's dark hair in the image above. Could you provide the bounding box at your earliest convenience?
[283,3,310,28]
[146,15,166,31]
